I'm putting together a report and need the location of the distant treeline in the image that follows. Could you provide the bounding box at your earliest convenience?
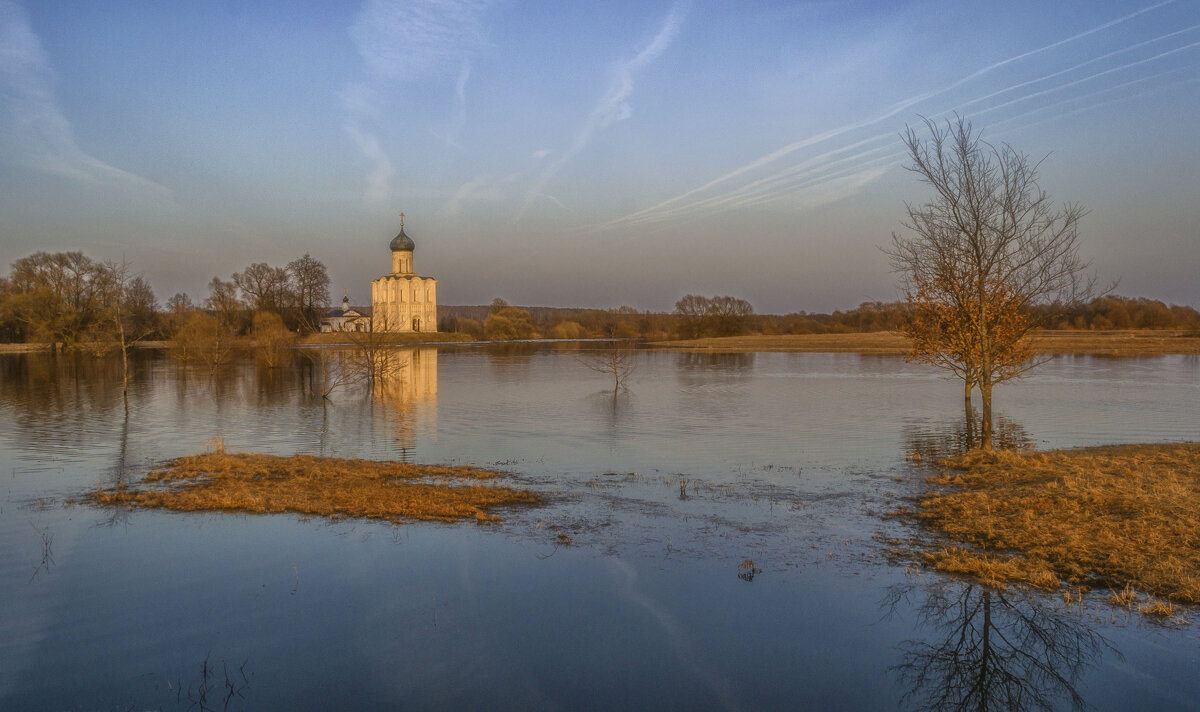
[442,294,1200,341]
[0,250,330,345]
[749,296,1200,335]
[1,250,1196,345]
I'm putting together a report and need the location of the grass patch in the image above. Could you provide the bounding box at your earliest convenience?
[910,443,1200,609]
[87,448,542,523]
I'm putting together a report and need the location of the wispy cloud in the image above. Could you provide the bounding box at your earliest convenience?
[519,2,688,218]
[439,58,472,148]
[342,0,494,201]
[343,121,395,202]
[0,0,172,202]
[602,1,1191,231]
[350,0,491,81]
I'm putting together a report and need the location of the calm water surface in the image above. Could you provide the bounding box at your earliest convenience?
[0,346,1197,710]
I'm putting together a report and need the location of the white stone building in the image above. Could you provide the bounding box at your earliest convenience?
[370,217,437,332]
[320,294,371,332]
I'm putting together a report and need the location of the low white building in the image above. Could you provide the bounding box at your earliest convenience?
[320,295,371,332]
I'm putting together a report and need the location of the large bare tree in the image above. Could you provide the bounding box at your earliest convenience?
[287,253,331,333]
[233,262,291,315]
[888,116,1094,449]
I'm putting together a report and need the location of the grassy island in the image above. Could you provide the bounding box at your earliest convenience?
[906,443,1200,616]
[88,450,542,523]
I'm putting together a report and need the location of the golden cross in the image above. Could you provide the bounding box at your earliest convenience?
[399,211,405,227]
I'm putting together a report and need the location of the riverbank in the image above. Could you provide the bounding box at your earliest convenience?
[6,328,1198,355]
[300,331,473,346]
[86,448,543,523]
[650,329,1200,355]
[900,443,1200,617]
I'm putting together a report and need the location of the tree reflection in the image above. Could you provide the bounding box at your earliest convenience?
[904,410,1034,462]
[673,351,755,374]
[885,581,1114,712]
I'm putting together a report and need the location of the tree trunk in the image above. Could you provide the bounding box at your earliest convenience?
[979,383,994,450]
[964,380,976,449]
[120,343,129,396]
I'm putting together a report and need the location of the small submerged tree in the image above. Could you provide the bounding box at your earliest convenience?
[93,260,159,396]
[252,310,296,368]
[579,345,636,394]
[888,116,1095,449]
[172,312,234,375]
[346,312,406,388]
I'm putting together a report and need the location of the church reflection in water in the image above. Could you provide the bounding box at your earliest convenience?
[373,347,438,461]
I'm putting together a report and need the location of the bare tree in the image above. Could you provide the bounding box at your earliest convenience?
[94,260,159,396]
[888,116,1094,449]
[204,277,245,333]
[345,312,404,388]
[233,262,291,315]
[251,310,296,368]
[287,253,331,333]
[580,345,636,393]
[303,347,357,401]
[673,294,754,338]
[4,251,107,347]
[172,312,234,375]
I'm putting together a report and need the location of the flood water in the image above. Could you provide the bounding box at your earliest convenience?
[1,346,1198,710]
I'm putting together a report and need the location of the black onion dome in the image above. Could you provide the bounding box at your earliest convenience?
[389,226,415,252]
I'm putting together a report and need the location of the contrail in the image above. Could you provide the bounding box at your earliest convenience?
[986,65,1198,135]
[688,33,1199,221]
[614,138,899,227]
[600,1,1178,230]
[975,40,1200,119]
[957,24,1200,114]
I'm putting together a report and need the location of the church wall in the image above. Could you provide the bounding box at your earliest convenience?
[371,273,438,333]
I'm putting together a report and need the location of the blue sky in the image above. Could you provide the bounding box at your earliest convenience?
[2,0,1197,312]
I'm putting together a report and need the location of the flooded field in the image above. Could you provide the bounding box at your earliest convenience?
[1,346,1198,710]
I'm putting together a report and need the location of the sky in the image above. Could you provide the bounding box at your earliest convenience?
[1,0,1197,313]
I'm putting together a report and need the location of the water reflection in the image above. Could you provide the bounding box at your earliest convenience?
[885,581,1113,712]
[373,347,438,460]
[904,410,1034,461]
[0,351,132,454]
[673,351,756,375]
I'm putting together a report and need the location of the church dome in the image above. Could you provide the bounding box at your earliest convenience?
[389,225,415,252]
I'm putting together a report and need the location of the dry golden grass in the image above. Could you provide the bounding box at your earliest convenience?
[88,450,542,523]
[1139,597,1179,619]
[912,444,1200,607]
[651,330,1200,355]
[1029,329,1200,355]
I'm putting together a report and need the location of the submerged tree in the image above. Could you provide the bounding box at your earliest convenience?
[579,345,636,394]
[172,312,234,374]
[93,260,159,396]
[252,310,296,368]
[888,116,1094,449]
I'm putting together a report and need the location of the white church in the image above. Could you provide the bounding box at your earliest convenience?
[322,215,438,333]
